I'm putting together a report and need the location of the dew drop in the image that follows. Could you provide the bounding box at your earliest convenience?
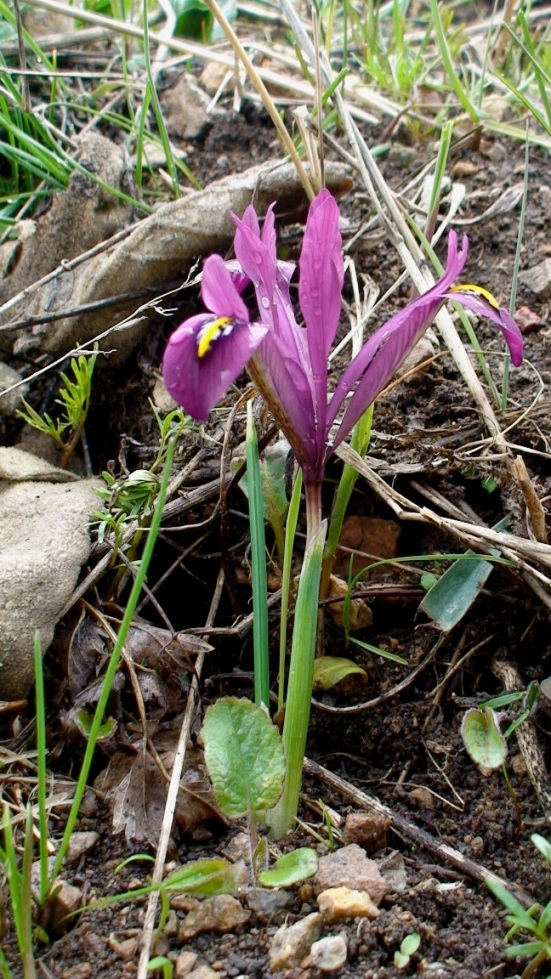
[261,296,270,309]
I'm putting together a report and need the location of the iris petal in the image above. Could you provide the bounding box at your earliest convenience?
[447,289,524,367]
[163,312,267,422]
[201,254,250,323]
[326,231,469,441]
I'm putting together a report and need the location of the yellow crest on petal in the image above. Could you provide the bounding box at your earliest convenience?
[197,316,233,359]
[451,283,500,310]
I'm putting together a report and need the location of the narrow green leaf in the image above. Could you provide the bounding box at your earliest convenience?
[350,637,408,665]
[163,857,243,895]
[486,876,528,917]
[268,519,327,838]
[246,404,270,711]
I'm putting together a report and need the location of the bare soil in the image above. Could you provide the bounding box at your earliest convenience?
[2,65,551,979]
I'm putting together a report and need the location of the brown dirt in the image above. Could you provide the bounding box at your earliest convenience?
[2,60,551,979]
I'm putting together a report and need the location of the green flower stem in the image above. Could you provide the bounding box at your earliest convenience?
[48,438,176,891]
[246,402,270,712]
[269,481,326,839]
[33,635,49,905]
[320,404,373,600]
[278,467,303,712]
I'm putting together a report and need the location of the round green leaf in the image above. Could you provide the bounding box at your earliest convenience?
[202,698,285,818]
[461,707,507,773]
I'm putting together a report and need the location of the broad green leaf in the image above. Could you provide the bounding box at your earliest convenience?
[461,708,507,773]
[203,698,285,818]
[313,656,367,691]
[163,857,243,895]
[419,551,497,631]
[258,847,318,888]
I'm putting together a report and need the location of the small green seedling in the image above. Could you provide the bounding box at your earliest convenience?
[462,683,540,775]
[147,957,172,978]
[394,932,421,969]
[487,834,551,979]
[312,655,367,691]
[461,706,508,774]
[94,405,189,572]
[18,348,97,467]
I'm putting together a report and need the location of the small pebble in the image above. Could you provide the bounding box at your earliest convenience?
[174,950,198,977]
[343,811,390,853]
[317,886,380,922]
[269,912,323,971]
[408,786,435,810]
[310,934,348,973]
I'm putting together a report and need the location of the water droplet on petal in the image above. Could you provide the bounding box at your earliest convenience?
[261,297,270,309]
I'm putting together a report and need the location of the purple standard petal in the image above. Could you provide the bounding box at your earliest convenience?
[326,231,470,446]
[201,254,250,322]
[232,207,312,395]
[299,190,344,360]
[298,190,344,441]
[261,203,277,255]
[447,288,524,366]
[163,312,267,422]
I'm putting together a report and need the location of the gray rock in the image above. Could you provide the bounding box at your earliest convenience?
[66,831,99,864]
[0,451,99,700]
[178,894,250,940]
[0,363,26,416]
[519,258,551,298]
[269,911,323,971]
[245,886,292,919]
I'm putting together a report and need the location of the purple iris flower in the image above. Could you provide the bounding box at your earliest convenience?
[163,190,523,484]
[162,254,267,422]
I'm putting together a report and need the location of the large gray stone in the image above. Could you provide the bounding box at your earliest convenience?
[0,449,99,700]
